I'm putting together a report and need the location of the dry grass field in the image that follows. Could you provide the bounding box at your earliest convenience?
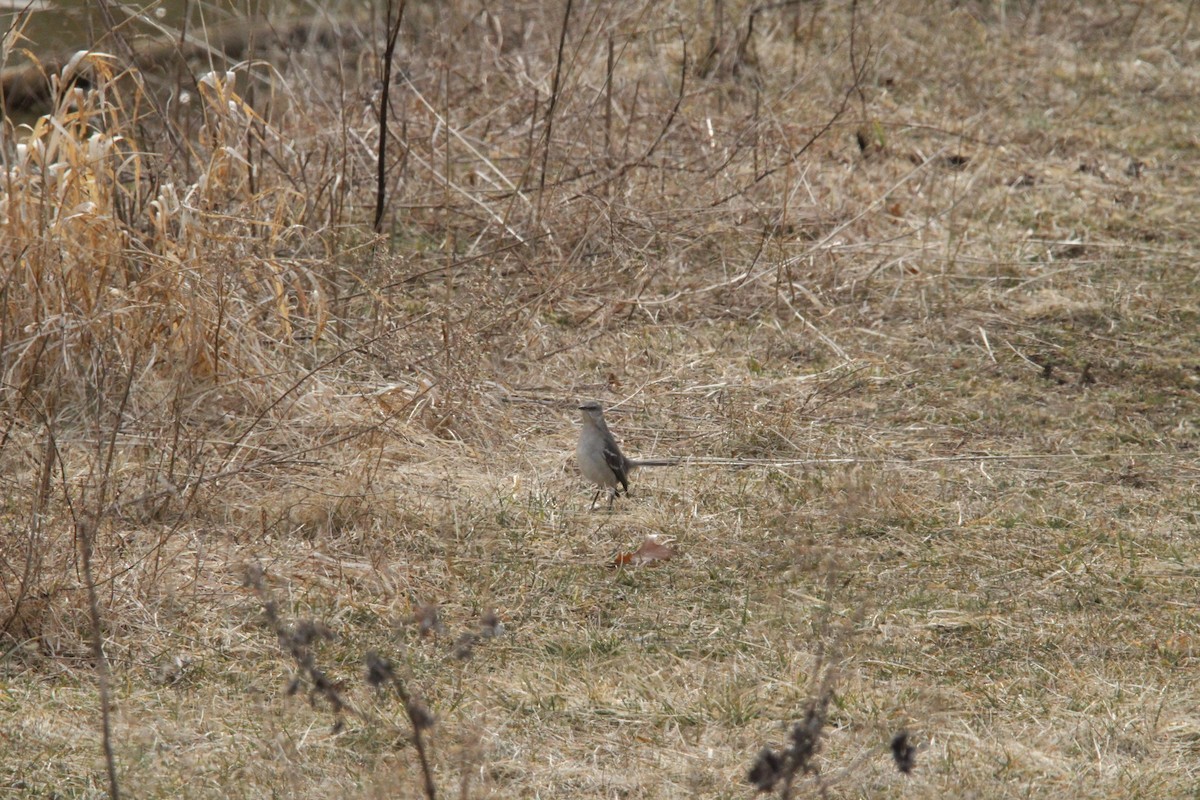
[2,0,1199,797]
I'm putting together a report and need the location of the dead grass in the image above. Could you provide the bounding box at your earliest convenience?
[1,0,1199,796]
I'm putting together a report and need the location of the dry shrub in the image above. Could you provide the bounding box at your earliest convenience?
[0,45,342,647]
[4,59,333,399]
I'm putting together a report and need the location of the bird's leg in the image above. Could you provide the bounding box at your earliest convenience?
[590,489,602,510]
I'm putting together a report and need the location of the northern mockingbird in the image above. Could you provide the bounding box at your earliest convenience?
[576,401,676,510]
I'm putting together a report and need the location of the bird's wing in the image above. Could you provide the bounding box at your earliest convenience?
[603,444,630,493]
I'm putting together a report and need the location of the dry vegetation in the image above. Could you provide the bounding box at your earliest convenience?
[2,0,1199,796]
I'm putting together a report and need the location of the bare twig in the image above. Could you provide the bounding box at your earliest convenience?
[708,80,852,208]
[367,652,438,800]
[568,32,686,202]
[537,0,574,223]
[77,513,120,800]
[246,564,440,800]
[374,0,407,234]
[67,342,142,800]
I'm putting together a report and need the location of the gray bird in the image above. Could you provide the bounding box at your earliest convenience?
[576,401,676,509]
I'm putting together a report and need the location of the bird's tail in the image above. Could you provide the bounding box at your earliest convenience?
[629,457,680,468]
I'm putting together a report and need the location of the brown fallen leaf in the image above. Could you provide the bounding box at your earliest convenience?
[613,535,676,568]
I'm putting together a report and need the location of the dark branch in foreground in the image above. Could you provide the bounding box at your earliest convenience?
[245,563,442,800]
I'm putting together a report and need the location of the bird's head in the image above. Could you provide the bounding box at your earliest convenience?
[578,400,605,423]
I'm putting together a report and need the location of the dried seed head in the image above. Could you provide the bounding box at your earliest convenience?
[891,730,916,774]
[480,609,504,638]
[747,747,782,792]
[244,563,265,590]
[291,619,332,647]
[412,604,444,636]
[453,633,479,661]
[407,697,435,731]
[365,652,395,687]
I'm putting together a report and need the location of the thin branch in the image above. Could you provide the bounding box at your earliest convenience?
[374,0,407,234]
[568,32,686,202]
[71,342,141,800]
[709,77,854,208]
[537,0,574,221]
[246,566,439,799]
[78,514,120,800]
